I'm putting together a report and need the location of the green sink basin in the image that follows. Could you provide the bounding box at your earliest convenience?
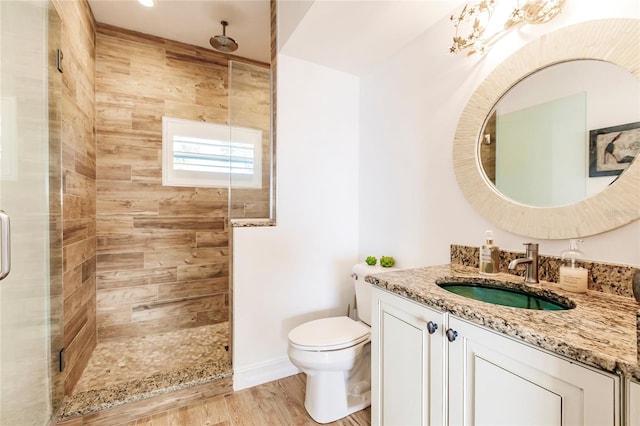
[437,282,573,311]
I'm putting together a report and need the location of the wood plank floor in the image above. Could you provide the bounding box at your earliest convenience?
[89,373,371,426]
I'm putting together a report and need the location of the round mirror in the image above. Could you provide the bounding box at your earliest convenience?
[479,60,640,208]
[453,18,640,239]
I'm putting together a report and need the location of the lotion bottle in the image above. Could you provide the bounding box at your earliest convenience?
[558,239,588,293]
[479,230,500,275]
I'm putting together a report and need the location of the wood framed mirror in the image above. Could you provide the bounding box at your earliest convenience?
[453,18,640,239]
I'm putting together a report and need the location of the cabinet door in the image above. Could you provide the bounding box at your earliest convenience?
[628,380,640,426]
[448,316,619,426]
[371,288,446,426]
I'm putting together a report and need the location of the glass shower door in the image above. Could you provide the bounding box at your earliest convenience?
[228,60,273,220]
[0,1,63,424]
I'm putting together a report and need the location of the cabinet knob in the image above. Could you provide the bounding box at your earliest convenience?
[446,329,458,342]
[427,321,438,334]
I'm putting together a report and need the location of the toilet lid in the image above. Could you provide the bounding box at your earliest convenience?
[288,316,370,351]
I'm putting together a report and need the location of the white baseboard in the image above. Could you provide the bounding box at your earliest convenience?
[233,357,300,391]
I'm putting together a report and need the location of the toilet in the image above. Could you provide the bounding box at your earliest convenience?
[287,263,389,424]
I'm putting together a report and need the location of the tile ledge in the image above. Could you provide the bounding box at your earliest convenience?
[230,218,276,227]
[57,360,232,420]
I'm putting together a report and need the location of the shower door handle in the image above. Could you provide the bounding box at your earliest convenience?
[0,210,11,281]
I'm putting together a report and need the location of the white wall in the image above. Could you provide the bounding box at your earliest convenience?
[232,54,360,390]
[232,0,640,391]
[359,0,640,268]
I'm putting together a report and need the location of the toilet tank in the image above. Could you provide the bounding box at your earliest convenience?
[352,263,396,325]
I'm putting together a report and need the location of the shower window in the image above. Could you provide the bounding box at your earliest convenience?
[162,116,262,189]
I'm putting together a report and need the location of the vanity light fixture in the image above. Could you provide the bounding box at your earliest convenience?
[449,0,566,55]
[137,0,154,7]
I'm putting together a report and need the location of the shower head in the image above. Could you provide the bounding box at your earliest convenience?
[209,20,238,53]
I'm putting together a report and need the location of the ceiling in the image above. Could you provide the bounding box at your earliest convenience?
[87,0,272,63]
[88,0,465,75]
[279,0,465,76]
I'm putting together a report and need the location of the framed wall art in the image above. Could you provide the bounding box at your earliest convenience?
[589,121,640,177]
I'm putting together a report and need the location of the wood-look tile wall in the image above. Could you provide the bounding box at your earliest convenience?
[479,111,496,183]
[51,0,97,395]
[94,25,268,341]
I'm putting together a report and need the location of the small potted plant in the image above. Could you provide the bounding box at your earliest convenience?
[380,256,395,268]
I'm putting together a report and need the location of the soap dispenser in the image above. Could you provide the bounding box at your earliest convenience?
[479,230,500,275]
[558,239,588,293]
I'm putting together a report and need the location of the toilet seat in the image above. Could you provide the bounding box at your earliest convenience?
[288,316,370,351]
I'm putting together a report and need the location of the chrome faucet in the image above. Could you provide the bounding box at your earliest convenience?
[508,243,539,283]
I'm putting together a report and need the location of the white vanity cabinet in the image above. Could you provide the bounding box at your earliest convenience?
[372,288,621,426]
[628,379,640,426]
[448,316,619,426]
[371,287,447,426]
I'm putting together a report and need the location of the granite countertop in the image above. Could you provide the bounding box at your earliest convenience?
[366,264,640,381]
